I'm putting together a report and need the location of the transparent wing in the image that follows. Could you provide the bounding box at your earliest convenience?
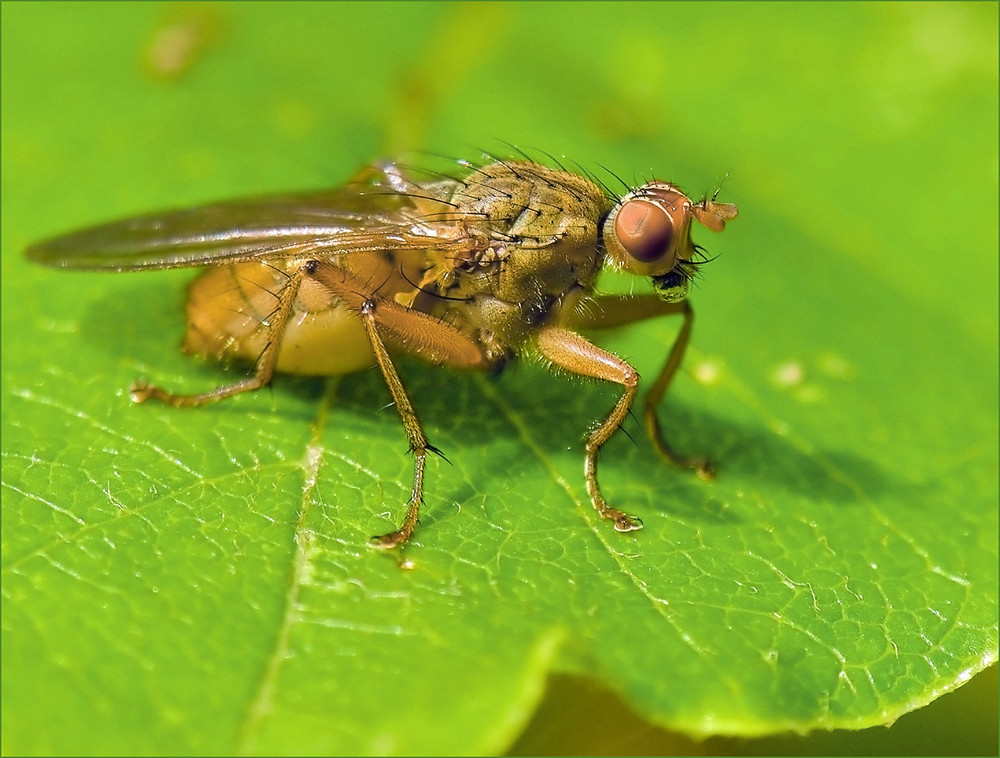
[25,178,472,272]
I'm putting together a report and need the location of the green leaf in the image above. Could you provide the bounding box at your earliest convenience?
[3,2,996,755]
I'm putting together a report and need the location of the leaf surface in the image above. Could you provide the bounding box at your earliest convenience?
[3,2,996,754]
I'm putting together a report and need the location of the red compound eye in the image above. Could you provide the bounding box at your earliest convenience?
[614,199,674,263]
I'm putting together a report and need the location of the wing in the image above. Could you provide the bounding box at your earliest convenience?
[25,179,473,272]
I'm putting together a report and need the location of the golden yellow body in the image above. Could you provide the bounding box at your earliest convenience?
[26,158,738,548]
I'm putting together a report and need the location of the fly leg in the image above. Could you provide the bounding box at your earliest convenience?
[130,264,308,406]
[535,326,644,532]
[356,299,436,549]
[564,295,713,479]
[304,260,489,548]
[642,300,714,479]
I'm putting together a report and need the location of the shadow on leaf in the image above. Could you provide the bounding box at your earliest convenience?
[80,278,906,531]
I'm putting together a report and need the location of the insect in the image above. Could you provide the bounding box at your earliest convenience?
[25,157,737,548]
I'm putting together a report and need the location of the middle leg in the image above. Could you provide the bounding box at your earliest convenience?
[358,297,438,550]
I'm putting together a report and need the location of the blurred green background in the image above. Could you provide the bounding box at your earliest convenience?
[3,2,997,755]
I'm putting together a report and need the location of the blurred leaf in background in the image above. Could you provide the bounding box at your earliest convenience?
[2,2,996,755]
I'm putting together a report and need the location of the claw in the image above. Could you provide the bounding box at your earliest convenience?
[613,515,644,532]
[129,381,158,404]
[370,531,408,550]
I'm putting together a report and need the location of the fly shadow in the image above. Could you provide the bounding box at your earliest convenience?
[76,277,906,529]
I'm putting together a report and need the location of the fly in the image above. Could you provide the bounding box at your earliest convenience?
[25,157,738,548]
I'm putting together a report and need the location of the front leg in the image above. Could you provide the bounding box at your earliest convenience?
[642,299,714,479]
[566,295,713,479]
[535,326,644,532]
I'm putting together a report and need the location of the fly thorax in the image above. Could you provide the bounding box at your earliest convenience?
[462,294,557,354]
[448,162,611,297]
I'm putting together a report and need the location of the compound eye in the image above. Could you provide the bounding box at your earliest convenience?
[614,199,674,263]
